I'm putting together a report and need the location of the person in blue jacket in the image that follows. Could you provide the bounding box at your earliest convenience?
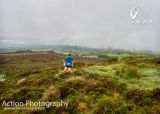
[63,53,74,71]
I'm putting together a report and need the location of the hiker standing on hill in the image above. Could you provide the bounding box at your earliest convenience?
[63,54,74,71]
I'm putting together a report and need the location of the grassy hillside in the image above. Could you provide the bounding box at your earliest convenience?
[0,52,160,114]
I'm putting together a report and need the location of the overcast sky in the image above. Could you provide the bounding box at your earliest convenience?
[0,0,160,52]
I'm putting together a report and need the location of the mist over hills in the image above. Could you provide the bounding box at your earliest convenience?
[0,44,159,56]
[0,0,160,54]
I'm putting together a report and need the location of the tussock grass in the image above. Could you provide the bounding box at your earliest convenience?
[0,53,160,114]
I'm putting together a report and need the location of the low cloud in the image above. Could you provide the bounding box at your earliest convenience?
[0,0,159,52]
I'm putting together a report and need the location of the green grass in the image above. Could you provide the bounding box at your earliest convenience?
[0,52,160,114]
[84,62,160,90]
[0,69,6,81]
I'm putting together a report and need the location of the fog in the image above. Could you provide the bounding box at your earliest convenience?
[0,0,160,53]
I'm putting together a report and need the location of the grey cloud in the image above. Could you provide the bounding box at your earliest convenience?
[0,0,160,52]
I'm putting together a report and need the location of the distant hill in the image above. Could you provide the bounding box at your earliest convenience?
[0,44,159,56]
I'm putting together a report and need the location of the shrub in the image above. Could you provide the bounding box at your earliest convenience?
[59,86,75,99]
[72,69,87,76]
[101,78,119,91]
[115,83,127,93]
[58,71,72,79]
[152,88,160,100]
[85,73,101,80]
[74,62,86,68]
[98,55,110,59]
[57,77,86,99]
[85,79,102,93]
[0,81,6,95]
[9,88,42,102]
[16,71,32,77]
[127,66,139,78]
[98,55,118,63]
[94,97,120,114]
[42,86,60,101]
[77,102,88,111]
[124,89,145,106]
